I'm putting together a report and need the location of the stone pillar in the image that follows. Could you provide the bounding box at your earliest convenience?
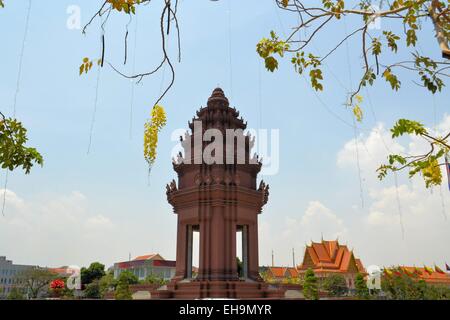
[229,221,238,280]
[209,205,225,280]
[174,218,187,279]
[242,225,249,279]
[186,225,193,279]
[198,206,210,280]
[247,221,260,280]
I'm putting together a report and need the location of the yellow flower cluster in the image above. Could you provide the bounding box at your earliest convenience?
[79,57,102,76]
[108,0,141,14]
[144,105,167,166]
[421,158,442,188]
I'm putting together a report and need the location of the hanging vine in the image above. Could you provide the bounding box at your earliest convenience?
[0,0,42,176]
[81,0,179,166]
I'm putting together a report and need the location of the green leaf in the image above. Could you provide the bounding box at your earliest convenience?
[406,29,417,47]
[372,38,381,56]
[0,118,44,174]
[391,119,427,138]
[382,68,401,90]
[265,56,279,72]
[383,31,400,53]
[310,69,323,91]
[388,154,407,166]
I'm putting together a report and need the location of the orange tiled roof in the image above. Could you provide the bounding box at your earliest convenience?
[397,266,450,285]
[133,254,163,261]
[355,259,366,274]
[268,267,286,278]
[48,267,69,275]
[286,267,299,278]
[298,239,365,274]
[267,266,300,279]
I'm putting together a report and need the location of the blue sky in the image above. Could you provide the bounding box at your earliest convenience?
[0,0,449,270]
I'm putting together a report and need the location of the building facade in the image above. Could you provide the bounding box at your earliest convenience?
[113,254,176,281]
[0,256,36,299]
[298,239,366,289]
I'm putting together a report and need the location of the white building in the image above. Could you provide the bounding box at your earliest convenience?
[0,256,36,299]
[113,254,176,281]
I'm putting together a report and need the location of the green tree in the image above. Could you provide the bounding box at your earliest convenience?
[20,268,57,299]
[381,274,423,299]
[114,271,137,300]
[143,273,166,287]
[322,274,348,297]
[81,262,106,287]
[117,270,139,285]
[303,268,319,300]
[114,281,132,300]
[7,287,25,300]
[84,280,102,299]
[99,271,117,298]
[355,273,370,299]
[379,268,450,300]
[424,284,450,299]
[259,269,273,284]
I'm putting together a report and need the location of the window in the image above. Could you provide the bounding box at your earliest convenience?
[186,225,200,279]
[236,225,249,279]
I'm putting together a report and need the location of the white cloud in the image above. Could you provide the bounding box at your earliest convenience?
[0,190,120,268]
[336,123,405,175]
[282,200,348,243]
[0,189,25,211]
[297,201,347,240]
[85,214,114,230]
[259,201,348,267]
[338,114,450,177]
[332,114,450,267]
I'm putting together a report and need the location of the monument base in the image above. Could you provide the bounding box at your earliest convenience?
[152,279,285,299]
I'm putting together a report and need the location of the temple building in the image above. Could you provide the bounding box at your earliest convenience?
[297,239,366,289]
[262,266,300,283]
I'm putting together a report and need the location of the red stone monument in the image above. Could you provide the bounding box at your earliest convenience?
[153,88,283,299]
